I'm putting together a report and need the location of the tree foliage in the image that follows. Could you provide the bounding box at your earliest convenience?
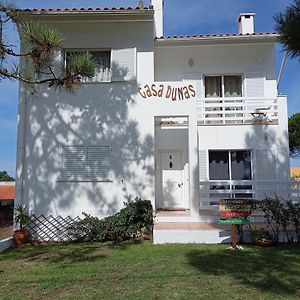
[0,1,96,92]
[274,0,300,59]
[0,170,14,181]
[289,113,300,157]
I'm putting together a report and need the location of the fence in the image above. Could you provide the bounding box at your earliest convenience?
[197,98,278,125]
[27,215,81,242]
[199,180,300,210]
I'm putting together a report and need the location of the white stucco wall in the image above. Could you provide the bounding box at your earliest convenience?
[16,17,289,220]
[155,43,277,99]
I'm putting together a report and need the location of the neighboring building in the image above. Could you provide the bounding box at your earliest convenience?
[291,167,300,179]
[0,182,15,207]
[16,1,291,243]
[0,182,15,229]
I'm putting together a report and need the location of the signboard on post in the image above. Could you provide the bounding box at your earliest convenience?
[218,198,252,249]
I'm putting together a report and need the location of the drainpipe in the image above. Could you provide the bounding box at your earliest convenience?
[277,50,288,89]
[15,41,28,207]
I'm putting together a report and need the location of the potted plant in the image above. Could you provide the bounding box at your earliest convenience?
[251,228,275,247]
[13,204,32,246]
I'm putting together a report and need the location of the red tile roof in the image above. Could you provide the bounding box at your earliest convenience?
[0,186,15,201]
[156,32,278,40]
[16,7,150,13]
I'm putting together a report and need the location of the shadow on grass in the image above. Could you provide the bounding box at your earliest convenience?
[186,245,300,297]
[0,240,146,264]
[0,243,108,263]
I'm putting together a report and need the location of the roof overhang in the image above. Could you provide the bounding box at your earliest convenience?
[155,33,279,47]
[15,9,154,23]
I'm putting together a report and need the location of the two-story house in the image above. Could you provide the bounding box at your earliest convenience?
[16,1,290,243]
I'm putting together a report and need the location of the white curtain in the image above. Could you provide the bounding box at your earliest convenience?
[224,75,242,97]
[205,76,222,97]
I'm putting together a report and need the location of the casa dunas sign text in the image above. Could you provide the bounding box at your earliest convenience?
[138,83,196,101]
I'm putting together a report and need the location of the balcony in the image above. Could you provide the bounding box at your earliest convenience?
[197,97,279,126]
[199,180,300,211]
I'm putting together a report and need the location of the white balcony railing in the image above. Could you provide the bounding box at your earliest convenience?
[199,180,300,211]
[197,98,279,125]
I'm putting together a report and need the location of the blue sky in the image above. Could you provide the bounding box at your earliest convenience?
[0,0,299,177]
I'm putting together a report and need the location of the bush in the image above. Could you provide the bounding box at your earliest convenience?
[69,198,154,242]
[251,228,274,243]
[257,196,300,243]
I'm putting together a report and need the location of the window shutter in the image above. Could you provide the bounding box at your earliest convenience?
[53,50,63,77]
[245,72,265,98]
[199,150,208,181]
[255,150,277,180]
[86,146,110,180]
[111,48,136,81]
[61,146,85,180]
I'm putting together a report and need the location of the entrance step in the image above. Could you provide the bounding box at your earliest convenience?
[153,222,232,244]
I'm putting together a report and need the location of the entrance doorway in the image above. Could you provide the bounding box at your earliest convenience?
[160,151,184,208]
[154,116,189,210]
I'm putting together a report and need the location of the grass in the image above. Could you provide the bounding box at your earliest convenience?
[0,242,299,300]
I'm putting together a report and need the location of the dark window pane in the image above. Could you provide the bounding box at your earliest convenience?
[224,75,242,97]
[205,76,222,97]
[235,193,253,199]
[209,151,229,180]
[234,185,252,190]
[231,151,252,180]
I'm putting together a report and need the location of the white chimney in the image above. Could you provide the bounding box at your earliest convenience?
[237,13,256,34]
[151,0,164,37]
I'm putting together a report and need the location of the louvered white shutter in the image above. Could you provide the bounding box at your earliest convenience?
[53,50,63,77]
[199,150,208,181]
[255,150,277,180]
[86,146,110,180]
[111,48,136,81]
[245,72,265,98]
[61,146,85,180]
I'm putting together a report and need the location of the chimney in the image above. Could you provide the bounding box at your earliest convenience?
[237,13,256,34]
[151,0,164,37]
[138,1,144,9]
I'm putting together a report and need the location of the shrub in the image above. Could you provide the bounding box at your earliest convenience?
[287,200,300,242]
[251,228,274,243]
[258,196,299,243]
[69,198,154,242]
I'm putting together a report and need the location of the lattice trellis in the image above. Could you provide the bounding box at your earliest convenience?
[27,215,81,242]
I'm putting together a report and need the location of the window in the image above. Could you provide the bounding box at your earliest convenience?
[65,50,111,82]
[60,145,111,181]
[205,75,242,98]
[209,150,252,180]
[208,150,252,199]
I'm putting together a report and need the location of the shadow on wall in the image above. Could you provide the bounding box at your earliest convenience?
[20,63,155,217]
[244,123,290,199]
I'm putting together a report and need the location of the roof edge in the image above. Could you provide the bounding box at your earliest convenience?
[155,33,279,45]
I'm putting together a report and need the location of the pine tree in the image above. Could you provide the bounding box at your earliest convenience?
[289,113,300,157]
[0,170,14,181]
[0,1,95,92]
[274,0,300,59]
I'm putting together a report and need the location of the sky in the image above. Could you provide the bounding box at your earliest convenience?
[0,0,299,177]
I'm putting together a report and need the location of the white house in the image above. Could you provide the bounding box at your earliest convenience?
[16,1,290,243]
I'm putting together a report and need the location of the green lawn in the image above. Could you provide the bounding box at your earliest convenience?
[0,242,299,300]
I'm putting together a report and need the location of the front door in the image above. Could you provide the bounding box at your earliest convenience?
[160,151,184,208]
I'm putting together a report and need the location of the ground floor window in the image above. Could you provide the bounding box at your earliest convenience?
[208,150,252,198]
[60,145,111,181]
[209,150,252,180]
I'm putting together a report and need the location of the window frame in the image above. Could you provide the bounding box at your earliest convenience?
[204,74,244,98]
[59,145,113,182]
[208,149,253,181]
[64,48,112,83]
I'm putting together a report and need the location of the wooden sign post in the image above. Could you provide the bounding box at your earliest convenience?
[218,199,251,249]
